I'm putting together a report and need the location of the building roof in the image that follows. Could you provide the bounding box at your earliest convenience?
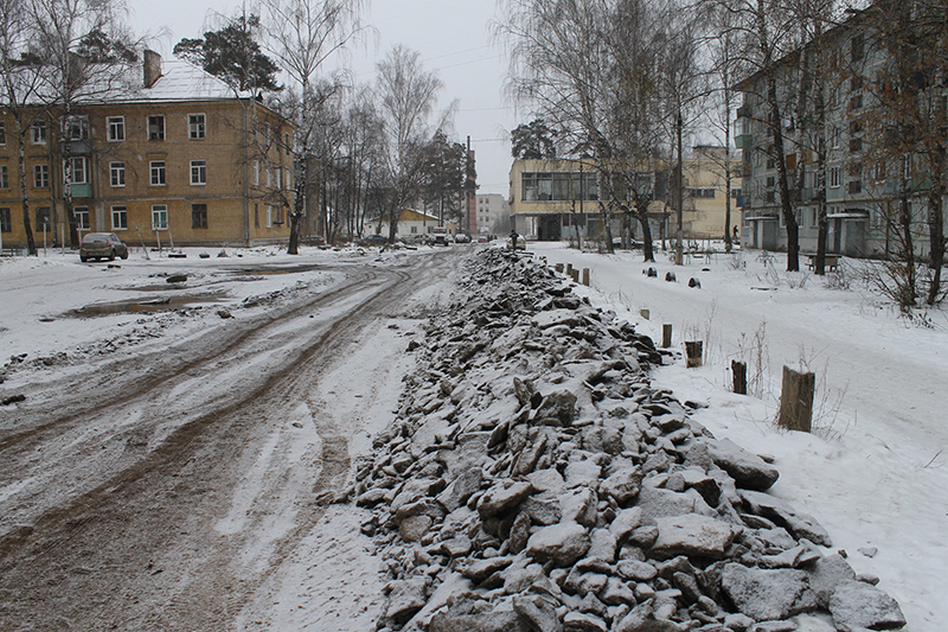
[110,58,241,104]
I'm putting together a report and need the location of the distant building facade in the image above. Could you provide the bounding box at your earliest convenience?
[474,193,509,235]
[509,156,740,244]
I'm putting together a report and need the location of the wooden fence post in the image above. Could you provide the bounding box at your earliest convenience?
[778,366,815,432]
[732,360,747,395]
[685,341,703,367]
[662,324,673,348]
[582,268,590,286]
[555,263,564,273]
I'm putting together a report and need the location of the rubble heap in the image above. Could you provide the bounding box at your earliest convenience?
[353,248,905,632]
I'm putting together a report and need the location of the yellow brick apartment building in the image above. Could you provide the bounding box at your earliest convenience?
[0,51,294,250]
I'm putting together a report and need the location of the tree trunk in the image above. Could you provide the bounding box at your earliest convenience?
[767,67,800,271]
[15,121,36,256]
[926,181,945,305]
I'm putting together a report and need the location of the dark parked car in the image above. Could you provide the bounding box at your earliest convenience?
[80,232,129,262]
[357,234,388,247]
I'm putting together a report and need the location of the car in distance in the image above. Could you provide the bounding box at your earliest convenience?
[357,234,388,247]
[454,232,472,244]
[80,232,129,262]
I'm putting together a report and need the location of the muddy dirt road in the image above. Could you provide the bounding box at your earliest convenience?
[0,248,460,631]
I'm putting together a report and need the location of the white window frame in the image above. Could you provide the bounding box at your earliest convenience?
[151,204,168,230]
[64,157,87,185]
[110,162,125,187]
[829,166,841,188]
[147,115,165,141]
[107,116,125,142]
[111,205,127,230]
[74,207,90,230]
[190,159,207,185]
[0,165,8,189]
[188,113,206,140]
[266,204,273,228]
[31,121,47,145]
[150,160,166,186]
[0,120,6,145]
[65,115,88,141]
[253,160,260,186]
[33,163,49,188]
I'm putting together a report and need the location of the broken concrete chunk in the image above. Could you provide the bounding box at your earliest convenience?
[828,580,906,631]
[650,514,738,560]
[721,563,816,622]
[708,438,780,491]
[525,521,592,567]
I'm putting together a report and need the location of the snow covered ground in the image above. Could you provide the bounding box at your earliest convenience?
[531,241,948,631]
[1,241,944,630]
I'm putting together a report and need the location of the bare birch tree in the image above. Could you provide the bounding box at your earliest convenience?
[375,45,445,243]
[262,0,367,254]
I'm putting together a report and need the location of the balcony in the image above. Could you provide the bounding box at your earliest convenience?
[735,134,754,149]
[70,183,93,198]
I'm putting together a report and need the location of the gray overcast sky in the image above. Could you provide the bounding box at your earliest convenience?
[130,0,519,196]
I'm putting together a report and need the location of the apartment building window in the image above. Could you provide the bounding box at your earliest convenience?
[829,166,841,188]
[851,34,864,62]
[33,163,49,188]
[275,205,284,224]
[110,162,125,187]
[147,115,165,140]
[848,180,863,194]
[850,137,862,153]
[275,166,281,189]
[65,157,87,184]
[111,206,127,230]
[0,165,8,189]
[31,121,47,144]
[689,188,716,199]
[150,160,166,185]
[190,160,206,185]
[74,207,90,230]
[189,113,206,139]
[266,204,273,228]
[107,116,125,141]
[35,207,50,230]
[0,207,10,232]
[831,126,840,149]
[151,204,168,230]
[191,203,208,228]
[253,160,260,186]
[66,115,88,140]
[849,94,863,110]
[0,121,5,144]
[254,203,259,228]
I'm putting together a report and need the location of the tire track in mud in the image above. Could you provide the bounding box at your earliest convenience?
[0,250,458,632]
[0,264,377,453]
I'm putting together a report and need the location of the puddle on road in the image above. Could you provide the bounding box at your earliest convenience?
[62,293,226,317]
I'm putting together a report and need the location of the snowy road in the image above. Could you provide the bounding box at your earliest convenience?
[0,247,459,631]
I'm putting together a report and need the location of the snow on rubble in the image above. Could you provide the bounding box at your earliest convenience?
[351,248,906,632]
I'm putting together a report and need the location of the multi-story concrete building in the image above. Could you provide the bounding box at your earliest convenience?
[735,4,947,258]
[0,51,294,250]
[474,193,509,236]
